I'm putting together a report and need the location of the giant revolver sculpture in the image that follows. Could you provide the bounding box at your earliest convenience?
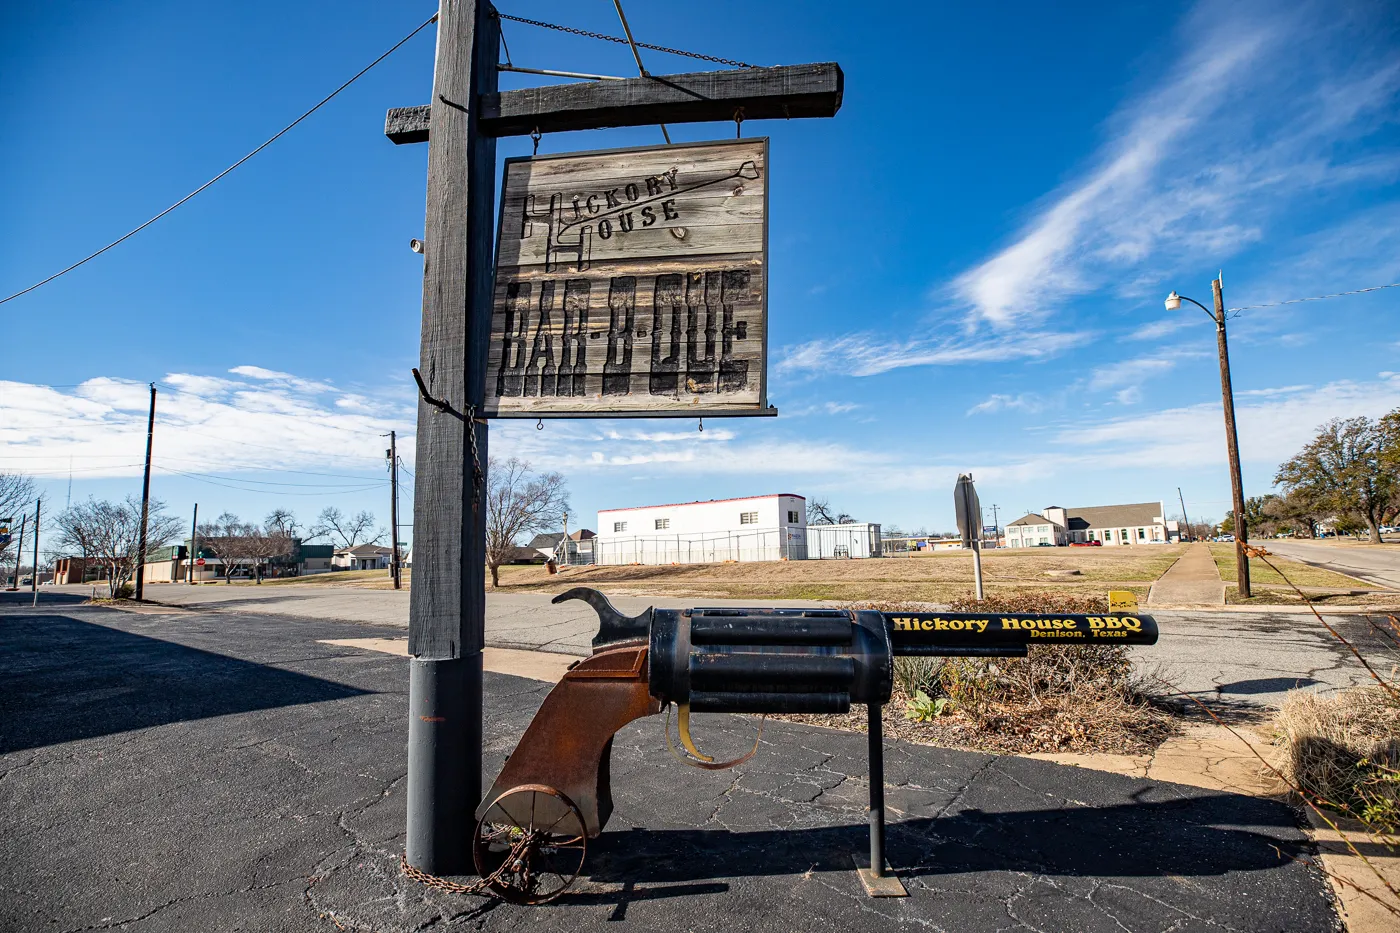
[470,588,1159,902]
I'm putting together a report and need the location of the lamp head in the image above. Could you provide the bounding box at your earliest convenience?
[1164,291,1182,311]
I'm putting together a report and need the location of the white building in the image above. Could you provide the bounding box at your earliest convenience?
[1005,503,1180,548]
[333,544,394,570]
[597,494,809,565]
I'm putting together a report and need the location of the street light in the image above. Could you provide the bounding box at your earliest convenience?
[1162,278,1252,598]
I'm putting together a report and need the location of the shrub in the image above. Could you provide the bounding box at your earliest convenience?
[114,582,134,599]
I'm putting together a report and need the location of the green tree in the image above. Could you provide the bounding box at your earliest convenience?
[1276,416,1399,544]
[1221,495,1275,537]
[1262,488,1325,538]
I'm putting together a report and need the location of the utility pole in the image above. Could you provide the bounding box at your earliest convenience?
[402,0,498,876]
[1213,278,1251,598]
[388,431,401,590]
[135,383,156,601]
[990,504,1000,548]
[385,0,844,879]
[30,499,40,606]
[10,513,26,590]
[1177,487,1192,543]
[189,503,198,584]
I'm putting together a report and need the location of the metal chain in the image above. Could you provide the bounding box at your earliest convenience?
[464,403,484,505]
[400,852,526,898]
[495,12,756,68]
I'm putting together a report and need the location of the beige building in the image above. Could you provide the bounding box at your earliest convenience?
[1006,503,1178,547]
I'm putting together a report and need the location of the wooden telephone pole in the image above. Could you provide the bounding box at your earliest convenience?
[1213,278,1251,598]
[390,0,842,874]
[134,383,156,601]
[388,431,402,590]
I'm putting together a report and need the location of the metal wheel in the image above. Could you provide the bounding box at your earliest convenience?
[472,783,587,904]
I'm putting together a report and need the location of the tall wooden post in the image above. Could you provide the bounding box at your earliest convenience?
[134,383,156,601]
[30,498,40,605]
[189,503,198,584]
[10,513,26,590]
[405,0,498,875]
[388,430,401,589]
[1213,278,1251,599]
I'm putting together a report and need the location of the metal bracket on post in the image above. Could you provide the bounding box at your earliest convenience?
[852,703,907,897]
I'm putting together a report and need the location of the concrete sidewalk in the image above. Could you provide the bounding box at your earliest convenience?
[1,596,1341,932]
[1147,543,1226,608]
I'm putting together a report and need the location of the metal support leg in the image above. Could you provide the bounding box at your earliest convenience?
[406,654,483,874]
[853,703,907,896]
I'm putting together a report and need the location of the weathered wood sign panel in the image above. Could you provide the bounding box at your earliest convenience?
[485,138,769,417]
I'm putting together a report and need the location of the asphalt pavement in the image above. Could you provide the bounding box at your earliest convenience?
[1,592,1343,932]
[1266,539,1400,590]
[78,582,1399,710]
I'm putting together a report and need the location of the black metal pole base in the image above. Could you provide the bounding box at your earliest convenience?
[406,654,483,875]
[853,702,907,897]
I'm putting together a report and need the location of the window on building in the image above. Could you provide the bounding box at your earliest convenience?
[787,510,799,523]
[655,518,670,530]
[739,512,758,525]
[1138,527,1146,540]
[613,521,627,533]
[1120,528,1129,543]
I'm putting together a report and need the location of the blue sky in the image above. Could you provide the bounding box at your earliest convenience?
[3,0,1399,542]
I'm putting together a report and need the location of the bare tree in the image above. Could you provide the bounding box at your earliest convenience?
[311,507,384,549]
[53,496,182,597]
[0,471,37,580]
[244,522,295,583]
[265,508,299,538]
[485,457,569,588]
[199,512,256,584]
[808,497,836,525]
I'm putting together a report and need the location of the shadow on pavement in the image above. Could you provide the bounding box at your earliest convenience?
[0,610,370,753]
[579,790,1351,888]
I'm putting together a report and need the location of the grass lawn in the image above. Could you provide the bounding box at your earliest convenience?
[1207,544,1371,589]
[487,545,1185,602]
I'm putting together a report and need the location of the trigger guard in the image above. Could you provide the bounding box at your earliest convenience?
[664,703,765,772]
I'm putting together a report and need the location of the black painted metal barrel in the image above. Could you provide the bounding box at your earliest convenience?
[648,608,893,714]
[646,607,1159,715]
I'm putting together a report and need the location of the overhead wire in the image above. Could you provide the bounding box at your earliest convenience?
[1228,281,1400,315]
[0,11,440,306]
[495,12,756,68]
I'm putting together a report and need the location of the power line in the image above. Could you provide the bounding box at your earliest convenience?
[1228,281,1400,314]
[0,11,439,306]
[495,12,756,68]
[157,466,387,497]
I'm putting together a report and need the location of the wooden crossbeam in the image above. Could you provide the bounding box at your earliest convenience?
[385,61,842,144]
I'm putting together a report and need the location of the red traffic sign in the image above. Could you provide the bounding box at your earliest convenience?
[195,558,206,566]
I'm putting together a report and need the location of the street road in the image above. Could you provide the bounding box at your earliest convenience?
[1266,539,1400,590]
[1,592,1338,932]
[47,582,1399,710]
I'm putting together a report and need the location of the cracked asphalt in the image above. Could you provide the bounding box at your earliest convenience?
[2,592,1345,931]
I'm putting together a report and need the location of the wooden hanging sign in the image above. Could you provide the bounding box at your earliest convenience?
[484,138,770,418]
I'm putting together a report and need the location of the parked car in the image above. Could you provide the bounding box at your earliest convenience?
[1070,540,1102,547]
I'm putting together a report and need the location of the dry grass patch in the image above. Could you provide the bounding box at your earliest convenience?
[490,546,1183,602]
[1277,685,1400,833]
[777,592,1179,756]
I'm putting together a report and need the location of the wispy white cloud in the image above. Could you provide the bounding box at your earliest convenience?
[967,394,1046,416]
[0,370,411,480]
[952,3,1400,330]
[778,329,1093,378]
[1053,373,1400,469]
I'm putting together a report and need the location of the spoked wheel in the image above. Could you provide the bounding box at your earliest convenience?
[472,783,587,904]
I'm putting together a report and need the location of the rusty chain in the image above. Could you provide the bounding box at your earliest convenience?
[495,12,757,68]
[400,852,497,896]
